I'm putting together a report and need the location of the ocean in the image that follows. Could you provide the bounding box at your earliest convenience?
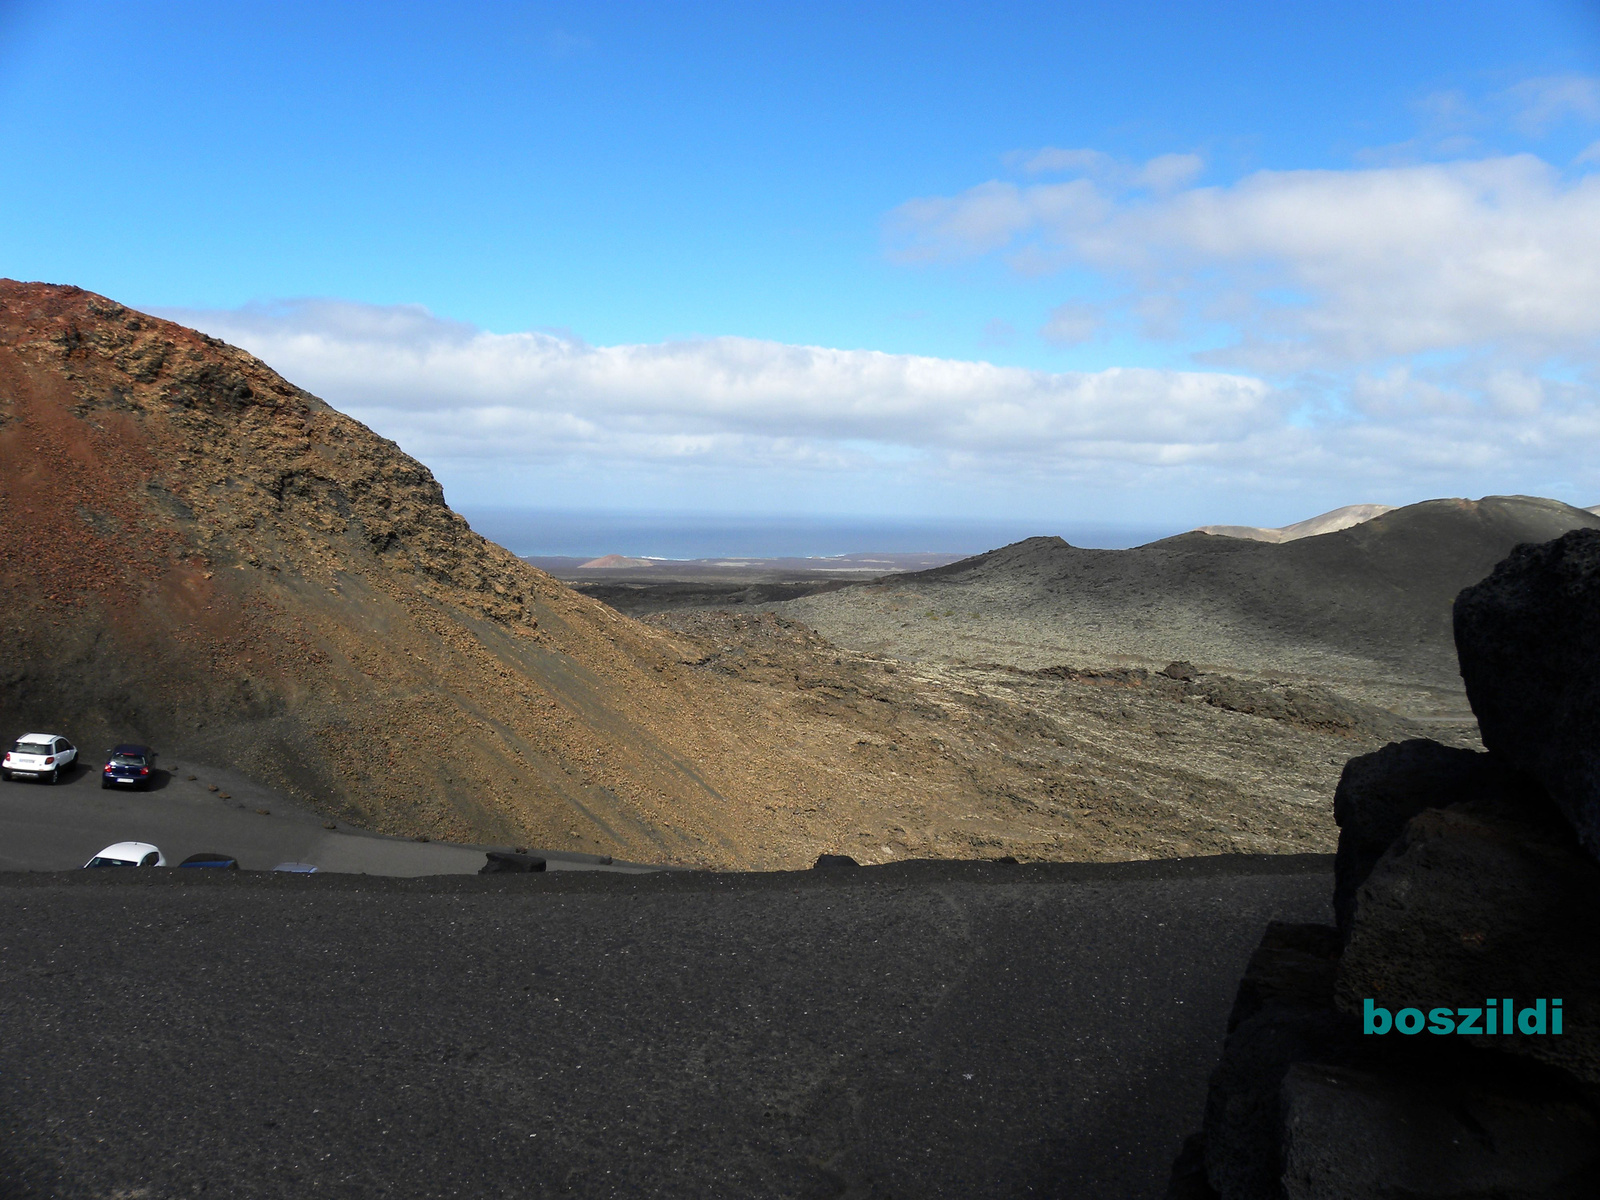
[457,508,1179,560]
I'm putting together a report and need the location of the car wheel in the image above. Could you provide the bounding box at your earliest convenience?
[101,778,111,789]
[48,767,59,785]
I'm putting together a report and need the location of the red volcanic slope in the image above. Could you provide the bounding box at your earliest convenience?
[0,281,789,863]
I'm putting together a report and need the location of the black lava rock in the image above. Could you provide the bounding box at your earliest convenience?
[1330,739,1534,936]
[1455,527,1600,862]
[812,853,860,870]
[479,851,547,874]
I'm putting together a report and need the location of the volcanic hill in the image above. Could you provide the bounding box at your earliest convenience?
[0,281,841,866]
[776,496,1600,717]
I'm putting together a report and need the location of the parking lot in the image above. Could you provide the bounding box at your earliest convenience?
[0,752,659,876]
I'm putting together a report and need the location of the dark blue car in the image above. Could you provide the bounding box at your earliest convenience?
[179,852,239,869]
[101,744,154,790]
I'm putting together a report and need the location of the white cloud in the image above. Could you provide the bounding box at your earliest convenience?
[1010,147,1203,193]
[887,178,1107,262]
[1136,152,1204,192]
[166,299,1278,475]
[888,153,1600,368]
[160,299,1600,515]
[1018,147,1116,176]
[1040,301,1102,346]
[1507,74,1600,135]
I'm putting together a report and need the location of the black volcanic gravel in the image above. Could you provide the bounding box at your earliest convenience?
[0,857,1330,1198]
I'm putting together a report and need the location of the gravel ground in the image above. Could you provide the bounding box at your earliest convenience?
[0,855,1331,1199]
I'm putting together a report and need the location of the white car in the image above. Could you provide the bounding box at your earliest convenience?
[2,733,78,784]
[83,842,166,868]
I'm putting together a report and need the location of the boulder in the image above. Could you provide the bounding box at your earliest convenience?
[1280,1061,1600,1199]
[1330,740,1538,935]
[479,851,547,874]
[1224,922,1342,1034]
[1163,1132,1218,1200]
[1202,924,1366,1200]
[1334,798,1600,1085]
[812,853,860,870]
[1455,527,1600,861]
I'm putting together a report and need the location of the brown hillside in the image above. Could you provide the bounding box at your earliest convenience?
[0,280,821,865]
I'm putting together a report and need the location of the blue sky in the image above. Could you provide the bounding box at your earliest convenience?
[5,1,1600,532]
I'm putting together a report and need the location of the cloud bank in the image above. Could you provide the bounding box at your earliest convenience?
[162,294,1600,520]
[169,300,1299,503]
[889,153,1600,369]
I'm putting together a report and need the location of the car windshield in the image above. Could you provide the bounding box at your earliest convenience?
[11,741,50,756]
[110,754,147,766]
[86,856,137,868]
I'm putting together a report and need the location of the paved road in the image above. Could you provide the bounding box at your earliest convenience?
[0,855,1333,1198]
[0,754,660,876]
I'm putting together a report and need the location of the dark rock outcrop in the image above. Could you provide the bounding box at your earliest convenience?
[1192,894,1600,1198]
[1201,924,1361,1200]
[479,851,547,873]
[1336,797,1600,1086]
[1455,528,1600,861]
[1330,740,1539,935]
[1279,1060,1600,1199]
[812,853,861,870]
[1172,526,1600,1198]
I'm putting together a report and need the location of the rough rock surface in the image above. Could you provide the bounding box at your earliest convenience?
[1201,923,1361,1200]
[647,609,1443,864]
[1335,798,1600,1086]
[1279,1060,1600,1199]
[1330,739,1538,934]
[1455,528,1600,861]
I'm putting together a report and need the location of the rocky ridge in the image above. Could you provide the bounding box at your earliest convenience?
[1195,503,1396,543]
[775,495,1600,719]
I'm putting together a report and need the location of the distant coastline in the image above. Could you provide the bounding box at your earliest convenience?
[458,506,1179,560]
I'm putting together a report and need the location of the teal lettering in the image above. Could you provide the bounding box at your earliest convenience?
[1456,1007,1483,1034]
[1517,998,1546,1035]
[1553,999,1563,1035]
[1427,1007,1456,1034]
[1363,998,1392,1035]
[1395,1007,1425,1034]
